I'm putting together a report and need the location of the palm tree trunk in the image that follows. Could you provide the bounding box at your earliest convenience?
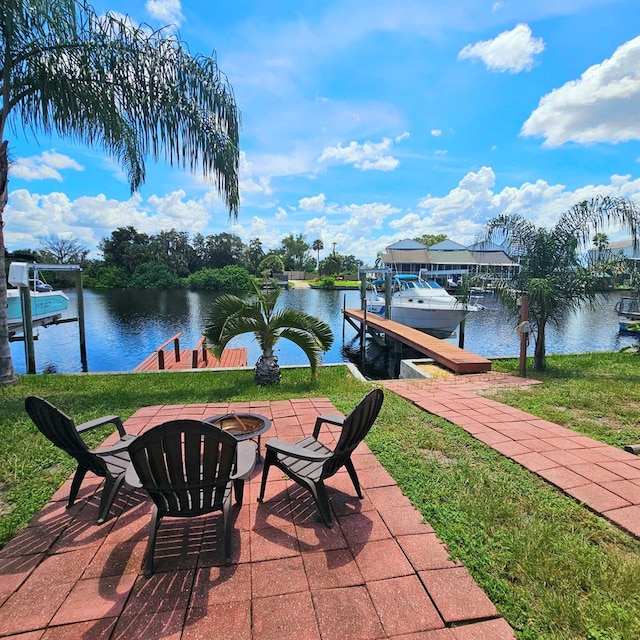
[254,347,280,386]
[533,320,546,371]
[0,140,18,386]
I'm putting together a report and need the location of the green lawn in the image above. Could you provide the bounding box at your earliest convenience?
[1,358,640,639]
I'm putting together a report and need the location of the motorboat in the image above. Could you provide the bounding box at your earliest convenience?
[366,274,482,338]
[6,263,69,336]
[615,296,640,332]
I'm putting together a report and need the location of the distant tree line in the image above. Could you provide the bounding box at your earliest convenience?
[5,227,364,291]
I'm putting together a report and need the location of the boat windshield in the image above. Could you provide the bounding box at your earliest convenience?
[395,277,443,291]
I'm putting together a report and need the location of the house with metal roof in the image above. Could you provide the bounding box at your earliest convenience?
[380,238,518,287]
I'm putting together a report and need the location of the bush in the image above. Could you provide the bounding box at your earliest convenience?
[185,266,254,291]
[317,276,336,288]
[130,262,182,289]
[83,265,128,288]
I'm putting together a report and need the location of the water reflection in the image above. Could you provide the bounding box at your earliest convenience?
[9,287,639,375]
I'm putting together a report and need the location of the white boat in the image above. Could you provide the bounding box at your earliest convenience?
[615,296,640,332]
[366,274,481,338]
[6,264,69,335]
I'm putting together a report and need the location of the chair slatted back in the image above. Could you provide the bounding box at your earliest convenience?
[25,396,109,477]
[323,389,384,478]
[128,419,238,517]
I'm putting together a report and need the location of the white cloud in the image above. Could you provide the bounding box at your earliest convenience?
[431,129,442,137]
[318,137,405,171]
[435,149,448,155]
[145,0,183,26]
[458,23,545,73]
[11,151,84,182]
[522,35,640,146]
[275,207,288,220]
[299,194,326,212]
[492,1,504,12]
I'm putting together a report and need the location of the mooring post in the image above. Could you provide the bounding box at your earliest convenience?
[20,286,36,374]
[75,270,87,372]
[384,272,392,319]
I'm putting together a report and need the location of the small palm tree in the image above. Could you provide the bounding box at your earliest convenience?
[205,285,334,386]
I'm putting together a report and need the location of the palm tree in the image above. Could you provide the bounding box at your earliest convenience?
[0,0,240,386]
[312,239,323,273]
[484,196,640,371]
[204,285,334,386]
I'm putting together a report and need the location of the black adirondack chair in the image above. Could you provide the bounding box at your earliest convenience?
[258,388,384,527]
[127,419,256,576]
[25,395,135,523]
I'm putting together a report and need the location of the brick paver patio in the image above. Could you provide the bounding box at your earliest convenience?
[0,397,515,640]
[384,372,640,539]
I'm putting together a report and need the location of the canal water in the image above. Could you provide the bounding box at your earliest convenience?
[8,287,639,376]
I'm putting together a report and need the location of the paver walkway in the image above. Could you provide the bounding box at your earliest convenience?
[0,398,515,640]
[384,372,640,539]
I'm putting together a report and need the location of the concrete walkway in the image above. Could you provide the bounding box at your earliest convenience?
[384,373,640,539]
[0,397,515,640]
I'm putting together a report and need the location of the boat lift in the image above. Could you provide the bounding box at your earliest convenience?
[8,262,87,374]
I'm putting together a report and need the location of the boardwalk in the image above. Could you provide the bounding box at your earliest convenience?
[385,373,640,539]
[133,333,247,372]
[344,308,492,374]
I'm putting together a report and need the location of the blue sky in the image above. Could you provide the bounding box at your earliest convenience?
[4,0,640,264]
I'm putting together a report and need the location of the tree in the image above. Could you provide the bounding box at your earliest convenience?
[39,234,89,265]
[0,0,240,386]
[147,229,192,277]
[312,239,323,272]
[99,226,151,275]
[204,285,334,386]
[319,254,342,277]
[242,238,265,275]
[258,253,285,277]
[484,196,640,371]
[414,234,448,247]
[278,233,311,271]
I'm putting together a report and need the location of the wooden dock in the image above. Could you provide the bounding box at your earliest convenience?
[344,309,491,375]
[134,332,247,372]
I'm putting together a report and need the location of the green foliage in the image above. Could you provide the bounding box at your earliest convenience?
[414,233,448,247]
[258,253,285,276]
[82,264,129,289]
[129,262,182,289]
[485,196,640,370]
[317,276,336,288]
[185,266,254,291]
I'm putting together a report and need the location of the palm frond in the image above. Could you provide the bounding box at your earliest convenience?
[278,328,325,378]
[1,0,240,213]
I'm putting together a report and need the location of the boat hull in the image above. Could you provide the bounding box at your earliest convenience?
[7,289,69,327]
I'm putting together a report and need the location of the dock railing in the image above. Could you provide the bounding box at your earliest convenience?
[191,335,209,369]
[156,332,182,370]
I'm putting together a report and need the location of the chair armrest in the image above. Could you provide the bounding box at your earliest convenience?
[312,413,345,438]
[93,434,137,455]
[231,441,257,480]
[265,438,332,461]
[77,415,126,437]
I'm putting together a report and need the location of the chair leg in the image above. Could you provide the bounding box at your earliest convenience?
[97,474,125,524]
[310,481,333,528]
[143,506,161,578]
[234,479,245,506]
[257,450,274,502]
[344,459,364,499]
[223,496,232,565]
[67,466,88,508]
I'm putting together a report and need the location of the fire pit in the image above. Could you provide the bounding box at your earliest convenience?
[204,412,272,460]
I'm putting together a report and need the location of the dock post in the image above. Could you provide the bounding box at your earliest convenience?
[384,272,392,319]
[519,295,529,377]
[75,270,87,372]
[173,335,181,362]
[20,287,36,374]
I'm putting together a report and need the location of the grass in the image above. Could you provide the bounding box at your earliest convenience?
[490,352,640,449]
[2,358,640,639]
